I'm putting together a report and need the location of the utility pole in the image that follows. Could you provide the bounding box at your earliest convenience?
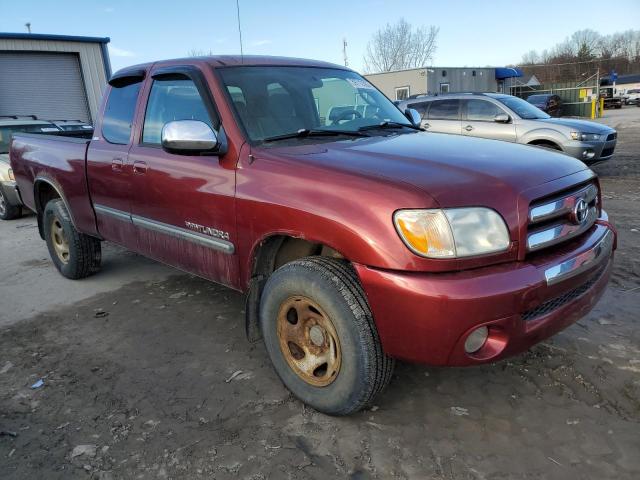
[342,38,348,67]
[596,68,600,118]
[25,22,31,34]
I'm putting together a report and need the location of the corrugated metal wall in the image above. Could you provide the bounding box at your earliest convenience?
[0,38,108,122]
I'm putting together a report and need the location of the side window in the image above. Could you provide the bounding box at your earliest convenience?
[142,77,213,145]
[466,100,503,121]
[427,100,460,120]
[102,81,142,144]
[408,101,429,118]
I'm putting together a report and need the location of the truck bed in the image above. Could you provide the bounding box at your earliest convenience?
[10,133,99,236]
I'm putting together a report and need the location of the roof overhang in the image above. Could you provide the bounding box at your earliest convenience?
[495,67,523,79]
[0,32,110,44]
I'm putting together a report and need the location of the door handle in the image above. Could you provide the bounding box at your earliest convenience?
[111,157,124,172]
[464,125,474,132]
[133,160,148,175]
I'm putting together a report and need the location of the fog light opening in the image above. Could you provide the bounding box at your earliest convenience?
[582,149,595,160]
[464,326,489,354]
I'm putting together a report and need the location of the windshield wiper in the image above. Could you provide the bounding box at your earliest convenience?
[262,128,369,143]
[358,121,423,132]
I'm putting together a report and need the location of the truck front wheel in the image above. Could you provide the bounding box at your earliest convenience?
[43,199,101,279]
[260,257,394,415]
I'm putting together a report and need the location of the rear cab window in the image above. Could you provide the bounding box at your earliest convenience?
[427,100,460,120]
[102,81,143,144]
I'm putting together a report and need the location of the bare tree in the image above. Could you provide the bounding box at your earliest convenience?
[363,19,439,73]
[521,50,540,65]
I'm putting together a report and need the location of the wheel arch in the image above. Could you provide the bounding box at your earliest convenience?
[519,129,566,151]
[33,176,75,239]
[244,232,347,343]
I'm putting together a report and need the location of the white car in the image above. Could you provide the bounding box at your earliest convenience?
[625,89,640,105]
[0,117,61,220]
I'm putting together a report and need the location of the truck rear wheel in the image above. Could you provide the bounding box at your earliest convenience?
[43,199,101,279]
[259,257,394,415]
[0,189,21,220]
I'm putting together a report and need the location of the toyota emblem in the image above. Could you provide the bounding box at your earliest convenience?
[572,198,589,224]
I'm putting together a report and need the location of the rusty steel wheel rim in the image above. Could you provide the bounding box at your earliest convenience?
[277,296,341,387]
[50,216,70,264]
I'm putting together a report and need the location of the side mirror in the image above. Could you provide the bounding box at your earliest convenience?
[405,108,422,127]
[161,120,219,154]
[494,113,510,123]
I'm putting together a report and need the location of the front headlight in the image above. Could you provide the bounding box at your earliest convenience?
[570,131,600,141]
[394,208,510,258]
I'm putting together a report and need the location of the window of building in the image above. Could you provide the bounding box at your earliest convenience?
[440,83,450,94]
[465,99,503,121]
[427,99,460,120]
[102,81,142,144]
[395,86,410,101]
[142,78,213,145]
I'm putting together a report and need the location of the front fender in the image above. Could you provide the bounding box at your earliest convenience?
[518,128,568,149]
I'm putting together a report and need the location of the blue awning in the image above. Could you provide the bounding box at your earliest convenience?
[495,67,523,79]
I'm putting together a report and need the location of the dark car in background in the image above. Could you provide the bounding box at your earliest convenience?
[526,94,562,117]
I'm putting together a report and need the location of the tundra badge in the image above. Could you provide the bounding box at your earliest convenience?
[185,221,230,240]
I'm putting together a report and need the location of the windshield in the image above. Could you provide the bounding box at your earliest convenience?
[217,66,412,143]
[497,96,550,119]
[0,123,59,154]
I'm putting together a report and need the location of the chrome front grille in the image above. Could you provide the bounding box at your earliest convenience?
[527,183,598,253]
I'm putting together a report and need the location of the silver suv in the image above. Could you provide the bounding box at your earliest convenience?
[398,93,617,164]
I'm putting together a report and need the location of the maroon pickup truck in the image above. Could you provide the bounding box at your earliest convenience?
[10,56,616,415]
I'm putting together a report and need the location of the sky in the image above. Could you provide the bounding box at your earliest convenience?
[2,0,639,73]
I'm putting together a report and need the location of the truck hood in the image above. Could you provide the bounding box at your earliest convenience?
[267,132,591,209]
[537,117,614,134]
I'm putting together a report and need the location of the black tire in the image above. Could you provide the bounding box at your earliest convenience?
[43,199,101,279]
[0,189,21,220]
[260,256,394,415]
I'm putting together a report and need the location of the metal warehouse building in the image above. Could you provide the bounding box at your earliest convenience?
[365,66,523,100]
[0,33,111,123]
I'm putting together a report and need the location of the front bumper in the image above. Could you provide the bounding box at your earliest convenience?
[0,180,23,207]
[355,220,615,366]
[563,137,617,162]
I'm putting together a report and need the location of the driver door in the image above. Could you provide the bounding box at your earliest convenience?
[127,66,239,288]
[462,99,516,142]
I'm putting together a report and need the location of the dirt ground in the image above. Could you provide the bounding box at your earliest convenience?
[1,111,639,479]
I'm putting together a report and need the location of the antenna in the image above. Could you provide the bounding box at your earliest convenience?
[342,38,348,67]
[25,22,31,34]
[236,0,244,61]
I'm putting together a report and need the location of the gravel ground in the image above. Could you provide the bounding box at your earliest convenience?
[0,112,638,479]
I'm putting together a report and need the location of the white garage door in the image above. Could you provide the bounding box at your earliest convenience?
[0,51,91,122]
